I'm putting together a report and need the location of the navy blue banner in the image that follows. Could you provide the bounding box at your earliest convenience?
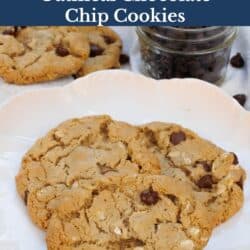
[0,0,250,26]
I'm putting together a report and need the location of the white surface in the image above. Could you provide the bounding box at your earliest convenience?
[0,70,249,250]
[0,27,249,111]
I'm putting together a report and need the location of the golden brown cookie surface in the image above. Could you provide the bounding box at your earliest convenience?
[46,175,213,250]
[15,116,246,235]
[0,26,89,84]
[16,115,161,229]
[140,122,246,226]
[74,27,122,77]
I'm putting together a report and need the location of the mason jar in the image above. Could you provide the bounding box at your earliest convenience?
[137,26,238,85]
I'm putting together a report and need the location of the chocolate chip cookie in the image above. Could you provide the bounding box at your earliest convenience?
[140,122,246,226]
[16,115,161,229]
[16,116,246,233]
[46,175,214,250]
[73,27,122,77]
[0,26,89,84]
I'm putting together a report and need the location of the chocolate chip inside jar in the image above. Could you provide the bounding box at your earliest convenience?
[137,26,237,85]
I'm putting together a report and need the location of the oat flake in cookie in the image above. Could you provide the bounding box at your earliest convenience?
[46,175,214,250]
[140,122,246,227]
[0,26,89,84]
[16,115,161,229]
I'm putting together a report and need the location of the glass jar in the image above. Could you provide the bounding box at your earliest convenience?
[137,26,238,85]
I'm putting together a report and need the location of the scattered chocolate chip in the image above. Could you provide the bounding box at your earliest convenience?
[119,54,130,65]
[103,35,114,44]
[230,53,245,68]
[197,175,214,189]
[90,44,104,57]
[236,177,244,190]
[232,153,239,165]
[55,45,70,57]
[24,190,29,205]
[140,187,160,205]
[233,94,247,107]
[170,131,186,145]
[196,161,212,172]
[20,26,27,29]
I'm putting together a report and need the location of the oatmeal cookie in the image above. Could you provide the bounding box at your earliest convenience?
[0,26,89,84]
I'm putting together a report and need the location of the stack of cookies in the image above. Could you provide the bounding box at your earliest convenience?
[16,115,246,250]
[0,27,123,84]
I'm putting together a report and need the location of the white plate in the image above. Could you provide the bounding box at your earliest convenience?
[0,70,249,250]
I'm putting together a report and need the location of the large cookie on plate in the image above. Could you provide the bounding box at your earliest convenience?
[139,122,246,226]
[16,115,161,229]
[0,26,89,84]
[46,175,214,250]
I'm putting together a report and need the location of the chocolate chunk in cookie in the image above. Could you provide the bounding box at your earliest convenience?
[140,187,160,205]
[197,175,214,189]
[90,44,104,57]
[55,45,70,57]
[170,131,186,145]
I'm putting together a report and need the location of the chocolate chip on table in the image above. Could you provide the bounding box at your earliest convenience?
[170,131,186,145]
[230,53,245,68]
[140,187,160,205]
[90,44,104,57]
[233,94,247,107]
[55,45,70,57]
[197,175,214,189]
[119,54,130,65]
[196,161,212,172]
